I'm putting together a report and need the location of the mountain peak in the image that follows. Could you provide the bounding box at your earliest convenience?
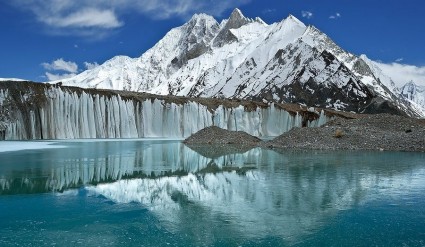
[255,17,267,25]
[230,8,245,20]
[405,80,417,86]
[359,54,369,60]
[273,14,306,33]
[54,9,425,118]
[401,80,425,110]
[188,13,217,24]
[212,8,253,47]
[228,8,251,25]
[402,80,424,92]
[285,14,305,26]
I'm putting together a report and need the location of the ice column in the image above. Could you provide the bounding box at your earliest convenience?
[2,87,330,140]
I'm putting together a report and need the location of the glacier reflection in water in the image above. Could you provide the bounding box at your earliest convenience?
[1,140,425,246]
[86,148,425,244]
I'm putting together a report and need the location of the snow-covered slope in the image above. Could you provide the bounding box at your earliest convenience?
[400,81,425,114]
[55,9,424,117]
[0,78,27,82]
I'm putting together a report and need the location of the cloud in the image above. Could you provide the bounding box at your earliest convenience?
[262,8,276,14]
[42,58,78,73]
[301,11,313,19]
[42,59,100,81]
[374,61,425,87]
[329,12,341,19]
[43,8,123,29]
[9,0,251,38]
[395,58,404,62]
[84,62,99,70]
[42,58,80,81]
[45,72,77,81]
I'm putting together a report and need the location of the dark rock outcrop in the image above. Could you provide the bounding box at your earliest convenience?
[213,8,252,47]
[183,126,261,145]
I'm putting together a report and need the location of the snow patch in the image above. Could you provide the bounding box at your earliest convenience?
[0,141,66,153]
[0,78,27,82]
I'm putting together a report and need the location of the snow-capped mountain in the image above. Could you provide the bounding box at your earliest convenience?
[400,81,425,109]
[55,9,424,117]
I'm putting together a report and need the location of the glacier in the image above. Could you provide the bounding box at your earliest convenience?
[52,9,425,118]
[0,81,330,140]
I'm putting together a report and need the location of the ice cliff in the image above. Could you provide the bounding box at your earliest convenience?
[0,81,329,140]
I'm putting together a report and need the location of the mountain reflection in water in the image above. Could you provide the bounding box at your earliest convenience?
[1,140,425,245]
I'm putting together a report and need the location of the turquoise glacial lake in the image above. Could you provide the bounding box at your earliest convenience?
[0,140,425,246]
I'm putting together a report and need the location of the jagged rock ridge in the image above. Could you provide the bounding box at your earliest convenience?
[54,9,424,118]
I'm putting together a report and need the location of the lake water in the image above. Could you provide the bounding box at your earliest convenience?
[0,140,425,246]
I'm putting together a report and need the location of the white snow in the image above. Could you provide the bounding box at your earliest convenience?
[51,11,307,98]
[0,78,27,82]
[41,9,425,117]
[0,141,66,153]
[401,81,425,107]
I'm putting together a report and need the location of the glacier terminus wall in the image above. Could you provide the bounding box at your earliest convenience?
[0,81,329,140]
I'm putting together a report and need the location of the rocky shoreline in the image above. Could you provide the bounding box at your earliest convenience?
[185,114,425,152]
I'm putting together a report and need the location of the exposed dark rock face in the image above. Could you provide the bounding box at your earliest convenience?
[352,58,374,77]
[213,8,252,47]
[183,126,261,145]
[168,14,219,73]
[0,80,47,139]
[237,42,411,117]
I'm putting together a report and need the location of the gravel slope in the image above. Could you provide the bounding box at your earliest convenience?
[264,114,425,152]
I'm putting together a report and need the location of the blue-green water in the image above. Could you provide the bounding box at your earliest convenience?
[0,140,425,246]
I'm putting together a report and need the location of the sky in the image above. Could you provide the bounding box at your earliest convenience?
[0,0,424,86]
